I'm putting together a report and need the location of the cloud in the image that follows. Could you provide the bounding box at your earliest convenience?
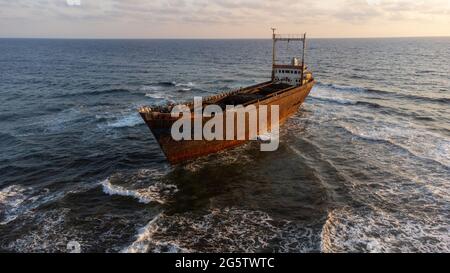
[1,0,449,22]
[0,0,449,37]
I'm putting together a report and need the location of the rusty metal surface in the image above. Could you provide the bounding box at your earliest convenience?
[140,81,315,164]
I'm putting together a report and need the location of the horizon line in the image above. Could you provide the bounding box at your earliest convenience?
[0,35,449,40]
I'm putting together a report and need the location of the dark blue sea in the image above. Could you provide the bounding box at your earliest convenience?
[0,38,449,252]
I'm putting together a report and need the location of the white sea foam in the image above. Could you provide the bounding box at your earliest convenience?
[0,185,29,225]
[310,85,359,105]
[145,92,167,99]
[310,83,450,168]
[175,82,195,87]
[178,88,192,92]
[122,208,322,253]
[120,213,189,253]
[100,179,177,204]
[340,122,450,168]
[4,208,85,253]
[106,113,143,128]
[140,85,162,92]
[100,168,178,204]
[0,184,80,225]
[321,206,450,253]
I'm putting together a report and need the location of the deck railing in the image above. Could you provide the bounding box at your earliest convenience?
[274,34,305,41]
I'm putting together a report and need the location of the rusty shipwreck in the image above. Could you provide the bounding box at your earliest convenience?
[139,30,315,164]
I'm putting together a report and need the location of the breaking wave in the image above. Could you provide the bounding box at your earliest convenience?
[316,82,450,105]
[4,208,76,252]
[144,92,172,100]
[120,213,187,253]
[0,184,90,225]
[105,113,144,128]
[122,208,323,253]
[339,122,450,168]
[0,185,30,225]
[175,82,195,87]
[100,168,178,204]
[101,179,177,204]
[321,206,450,253]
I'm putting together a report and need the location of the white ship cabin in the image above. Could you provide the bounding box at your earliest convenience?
[273,58,305,86]
[270,30,309,87]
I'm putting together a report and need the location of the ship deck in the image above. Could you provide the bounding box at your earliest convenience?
[214,82,292,109]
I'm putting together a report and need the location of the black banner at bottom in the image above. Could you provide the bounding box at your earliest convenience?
[0,253,443,272]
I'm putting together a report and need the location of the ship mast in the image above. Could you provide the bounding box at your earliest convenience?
[301,33,306,86]
[271,28,276,81]
[271,29,307,86]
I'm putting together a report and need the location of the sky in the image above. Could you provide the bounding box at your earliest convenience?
[0,0,449,38]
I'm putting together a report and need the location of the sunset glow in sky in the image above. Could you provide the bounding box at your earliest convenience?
[0,0,449,38]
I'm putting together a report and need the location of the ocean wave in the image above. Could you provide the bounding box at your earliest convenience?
[144,92,171,100]
[177,88,192,92]
[175,82,195,87]
[56,88,132,98]
[339,123,450,168]
[4,208,75,252]
[100,177,178,205]
[157,81,177,87]
[180,142,255,172]
[14,107,86,135]
[0,113,20,122]
[0,185,29,225]
[316,82,368,94]
[140,85,162,92]
[316,82,450,105]
[105,113,144,128]
[3,205,145,253]
[310,95,359,106]
[142,82,195,96]
[311,84,447,124]
[0,184,79,225]
[154,81,195,87]
[321,206,450,253]
[120,213,188,253]
[0,132,19,147]
[122,208,322,253]
[310,92,385,111]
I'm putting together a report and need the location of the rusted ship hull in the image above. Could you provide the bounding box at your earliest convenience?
[139,80,315,164]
